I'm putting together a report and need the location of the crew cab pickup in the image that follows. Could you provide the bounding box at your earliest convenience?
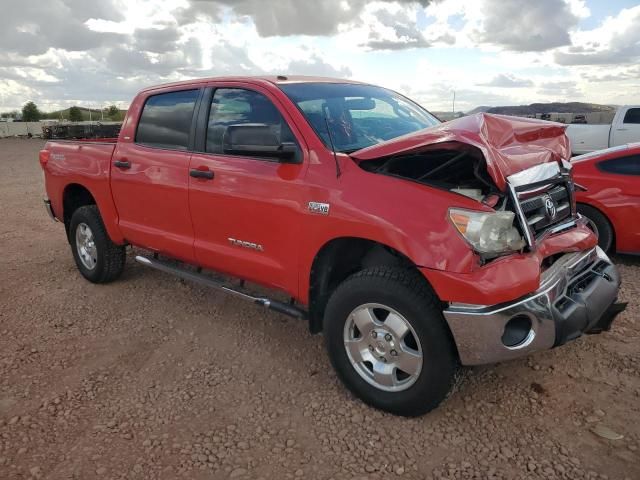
[566,105,640,155]
[40,76,626,416]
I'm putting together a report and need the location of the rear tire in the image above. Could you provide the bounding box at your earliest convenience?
[69,205,126,283]
[323,266,457,416]
[577,204,614,252]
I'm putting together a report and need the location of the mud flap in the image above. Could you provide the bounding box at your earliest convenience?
[585,302,627,335]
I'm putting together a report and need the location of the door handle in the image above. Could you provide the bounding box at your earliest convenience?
[190,169,214,180]
[114,160,131,169]
[616,128,628,131]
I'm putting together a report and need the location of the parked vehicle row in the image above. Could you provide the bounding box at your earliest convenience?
[40,76,625,416]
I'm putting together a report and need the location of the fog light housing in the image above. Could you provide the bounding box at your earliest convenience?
[502,314,533,348]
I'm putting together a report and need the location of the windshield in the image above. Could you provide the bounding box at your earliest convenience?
[279,83,440,153]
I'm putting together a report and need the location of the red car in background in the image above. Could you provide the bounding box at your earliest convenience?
[572,143,640,254]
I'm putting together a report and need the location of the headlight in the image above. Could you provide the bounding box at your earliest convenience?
[449,208,525,256]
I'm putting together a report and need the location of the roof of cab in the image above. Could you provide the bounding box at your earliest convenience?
[139,75,366,94]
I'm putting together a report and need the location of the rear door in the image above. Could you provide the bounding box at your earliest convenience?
[188,84,308,295]
[111,88,201,262]
[611,107,640,146]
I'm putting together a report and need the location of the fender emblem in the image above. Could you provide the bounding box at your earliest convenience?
[308,201,330,215]
[228,237,264,252]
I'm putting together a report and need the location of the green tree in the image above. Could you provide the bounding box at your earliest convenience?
[69,106,83,122]
[106,105,120,118]
[22,102,41,122]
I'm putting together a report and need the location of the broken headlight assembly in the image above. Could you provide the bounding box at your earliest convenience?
[449,208,525,257]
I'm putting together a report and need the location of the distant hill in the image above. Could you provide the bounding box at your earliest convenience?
[466,106,493,115]
[44,106,126,121]
[471,102,615,116]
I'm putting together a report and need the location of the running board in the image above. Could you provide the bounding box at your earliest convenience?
[135,255,307,319]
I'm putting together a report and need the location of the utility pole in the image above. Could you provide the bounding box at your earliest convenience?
[452,90,456,115]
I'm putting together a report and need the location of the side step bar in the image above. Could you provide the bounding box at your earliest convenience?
[135,255,307,319]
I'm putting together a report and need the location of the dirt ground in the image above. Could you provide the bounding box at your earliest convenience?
[0,138,638,480]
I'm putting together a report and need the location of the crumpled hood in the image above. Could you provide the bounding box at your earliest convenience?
[350,113,570,191]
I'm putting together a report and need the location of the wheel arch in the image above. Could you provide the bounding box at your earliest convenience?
[576,201,616,251]
[62,183,97,241]
[307,236,441,334]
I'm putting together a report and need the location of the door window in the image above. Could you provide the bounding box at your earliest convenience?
[206,88,297,159]
[135,89,199,150]
[622,108,640,124]
[597,155,640,176]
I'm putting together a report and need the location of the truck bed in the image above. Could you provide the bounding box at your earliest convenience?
[43,140,119,237]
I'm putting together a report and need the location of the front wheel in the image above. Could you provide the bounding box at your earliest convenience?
[323,267,457,416]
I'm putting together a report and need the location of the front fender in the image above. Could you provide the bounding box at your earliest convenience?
[297,162,483,303]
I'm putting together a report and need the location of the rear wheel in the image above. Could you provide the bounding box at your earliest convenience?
[69,205,126,283]
[323,266,457,416]
[577,204,614,252]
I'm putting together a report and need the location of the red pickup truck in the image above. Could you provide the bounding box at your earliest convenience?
[40,76,625,416]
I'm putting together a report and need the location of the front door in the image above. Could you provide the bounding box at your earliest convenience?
[188,86,308,295]
[111,88,200,262]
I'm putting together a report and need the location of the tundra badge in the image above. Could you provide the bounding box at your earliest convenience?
[308,202,330,215]
[228,238,264,252]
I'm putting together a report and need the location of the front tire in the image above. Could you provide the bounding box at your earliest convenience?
[69,205,126,283]
[323,266,457,416]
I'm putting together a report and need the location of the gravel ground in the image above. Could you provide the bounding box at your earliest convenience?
[1,138,639,480]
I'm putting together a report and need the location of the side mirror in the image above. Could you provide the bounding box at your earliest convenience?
[274,142,299,162]
[222,125,300,163]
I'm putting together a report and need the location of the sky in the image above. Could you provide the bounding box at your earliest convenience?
[0,0,639,113]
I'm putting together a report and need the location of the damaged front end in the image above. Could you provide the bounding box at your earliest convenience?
[352,113,578,261]
[348,113,625,365]
[357,141,526,259]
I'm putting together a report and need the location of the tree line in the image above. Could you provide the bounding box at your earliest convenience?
[1,102,124,122]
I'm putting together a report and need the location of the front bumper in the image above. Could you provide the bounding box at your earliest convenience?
[443,247,625,365]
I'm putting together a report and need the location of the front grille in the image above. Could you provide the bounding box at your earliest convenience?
[507,162,577,247]
[518,184,572,235]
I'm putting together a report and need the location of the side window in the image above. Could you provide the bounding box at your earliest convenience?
[206,88,297,159]
[135,89,199,150]
[622,108,640,124]
[598,155,640,176]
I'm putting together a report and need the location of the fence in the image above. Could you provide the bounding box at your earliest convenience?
[0,122,49,138]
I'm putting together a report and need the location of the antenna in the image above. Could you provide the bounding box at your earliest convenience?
[323,108,342,178]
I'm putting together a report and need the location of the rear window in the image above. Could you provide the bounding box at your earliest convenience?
[135,89,199,150]
[597,155,640,176]
[623,108,640,124]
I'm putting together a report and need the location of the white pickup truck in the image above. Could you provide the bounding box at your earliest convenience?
[566,105,640,155]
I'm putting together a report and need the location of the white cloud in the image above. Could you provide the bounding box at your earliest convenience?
[478,74,534,88]
[554,5,640,65]
[0,0,638,113]
[473,0,582,52]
